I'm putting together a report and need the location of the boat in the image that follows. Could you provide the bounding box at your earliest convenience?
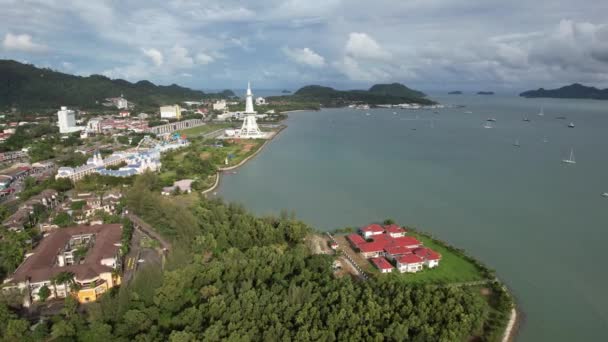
[568,122,575,128]
[562,148,576,164]
[602,192,608,198]
[538,106,544,116]
[464,111,473,114]
[523,117,530,122]
[543,137,549,143]
[393,111,397,115]
[487,118,497,122]
[483,122,493,129]
[365,112,371,116]
[513,139,520,147]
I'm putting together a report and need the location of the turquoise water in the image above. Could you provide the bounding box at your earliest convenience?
[218,94,608,341]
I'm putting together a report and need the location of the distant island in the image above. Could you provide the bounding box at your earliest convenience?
[520,83,608,100]
[477,91,494,95]
[281,89,292,94]
[0,59,232,112]
[448,91,463,95]
[268,82,435,109]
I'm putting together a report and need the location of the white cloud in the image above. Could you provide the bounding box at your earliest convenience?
[142,48,164,67]
[196,52,214,65]
[2,33,47,52]
[345,32,391,60]
[282,47,325,67]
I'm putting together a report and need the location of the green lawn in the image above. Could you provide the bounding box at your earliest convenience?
[370,232,488,285]
[179,123,232,137]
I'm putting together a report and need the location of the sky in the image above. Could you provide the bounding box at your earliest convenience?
[1,0,608,92]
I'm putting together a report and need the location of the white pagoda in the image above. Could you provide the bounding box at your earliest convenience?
[237,82,265,138]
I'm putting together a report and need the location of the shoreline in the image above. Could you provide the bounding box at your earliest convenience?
[201,125,286,195]
[502,307,519,342]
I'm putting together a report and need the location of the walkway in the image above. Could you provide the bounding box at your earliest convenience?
[126,213,172,251]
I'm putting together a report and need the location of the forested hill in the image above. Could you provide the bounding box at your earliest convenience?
[520,83,608,100]
[0,60,231,111]
[268,82,435,107]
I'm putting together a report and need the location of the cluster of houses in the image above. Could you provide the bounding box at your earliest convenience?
[2,223,124,306]
[348,224,441,274]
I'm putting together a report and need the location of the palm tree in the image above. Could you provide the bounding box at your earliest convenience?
[52,271,76,297]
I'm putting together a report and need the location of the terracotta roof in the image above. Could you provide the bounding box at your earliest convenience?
[371,257,393,270]
[413,247,442,261]
[361,224,384,234]
[396,254,424,264]
[347,233,366,246]
[8,224,122,283]
[384,224,406,234]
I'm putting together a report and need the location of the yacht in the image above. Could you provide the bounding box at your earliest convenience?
[568,122,575,128]
[562,148,576,164]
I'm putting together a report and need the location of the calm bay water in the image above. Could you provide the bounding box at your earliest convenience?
[218,94,608,341]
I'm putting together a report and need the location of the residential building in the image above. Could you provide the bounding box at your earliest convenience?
[160,105,182,119]
[360,224,384,238]
[2,224,123,305]
[255,97,266,105]
[371,257,394,273]
[396,254,425,273]
[2,189,58,231]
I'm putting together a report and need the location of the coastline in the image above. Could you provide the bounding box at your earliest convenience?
[502,307,519,342]
[201,125,286,195]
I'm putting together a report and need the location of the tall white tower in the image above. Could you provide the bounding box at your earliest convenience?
[245,82,256,114]
[239,82,262,138]
[57,106,77,133]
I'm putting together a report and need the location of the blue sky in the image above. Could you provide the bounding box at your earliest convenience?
[1,0,608,92]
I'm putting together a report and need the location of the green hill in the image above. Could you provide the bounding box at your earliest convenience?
[520,83,608,100]
[0,59,229,111]
[278,83,434,107]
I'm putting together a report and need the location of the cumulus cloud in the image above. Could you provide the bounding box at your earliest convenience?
[282,47,325,67]
[345,33,391,60]
[2,33,47,52]
[142,48,164,67]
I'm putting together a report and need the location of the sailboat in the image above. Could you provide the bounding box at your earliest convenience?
[562,148,576,164]
[538,106,544,116]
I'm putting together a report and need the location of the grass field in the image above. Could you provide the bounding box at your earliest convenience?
[179,123,232,137]
[388,232,488,284]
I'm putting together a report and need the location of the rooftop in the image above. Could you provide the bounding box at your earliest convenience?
[7,224,122,284]
[371,257,393,270]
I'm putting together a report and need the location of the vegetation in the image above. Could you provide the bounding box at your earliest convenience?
[0,59,234,112]
[267,83,436,108]
[519,83,608,100]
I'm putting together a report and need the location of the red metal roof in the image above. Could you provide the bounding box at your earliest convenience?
[384,245,411,256]
[396,254,424,264]
[358,241,386,253]
[371,257,393,270]
[413,247,442,261]
[384,224,406,234]
[361,224,384,233]
[347,233,366,246]
[391,236,422,248]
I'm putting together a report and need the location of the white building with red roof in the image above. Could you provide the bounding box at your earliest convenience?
[371,257,393,273]
[396,254,425,273]
[384,224,406,237]
[360,224,384,238]
[413,247,442,268]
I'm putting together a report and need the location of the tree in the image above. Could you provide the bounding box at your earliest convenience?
[4,319,30,341]
[38,285,51,302]
[52,212,72,227]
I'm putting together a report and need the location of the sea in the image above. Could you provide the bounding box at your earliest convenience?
[217,93,608,342]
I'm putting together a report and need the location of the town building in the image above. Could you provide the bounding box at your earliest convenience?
[255,97,266,105]
[2,224,123,305]
[160,105,182,119]
[371,257,394,273]
[212,99,227,111]
[2,189,58,231]
[346,224,442,274]
[104,95,129,109]
[147,119,204,135]
[57,107,84,134]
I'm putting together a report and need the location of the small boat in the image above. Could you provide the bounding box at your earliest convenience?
[513,139,520,147]
[543,137,549,143]
[568,122,575,128]
[393,112,397,115]
[483,122,493,129]
[523,117,530,122]
[487,118,497,122]
[464,111,473,114]
[601,192,608,198]
[538,106,544,116]
[365,112,371,116]
[562,148,576,164]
